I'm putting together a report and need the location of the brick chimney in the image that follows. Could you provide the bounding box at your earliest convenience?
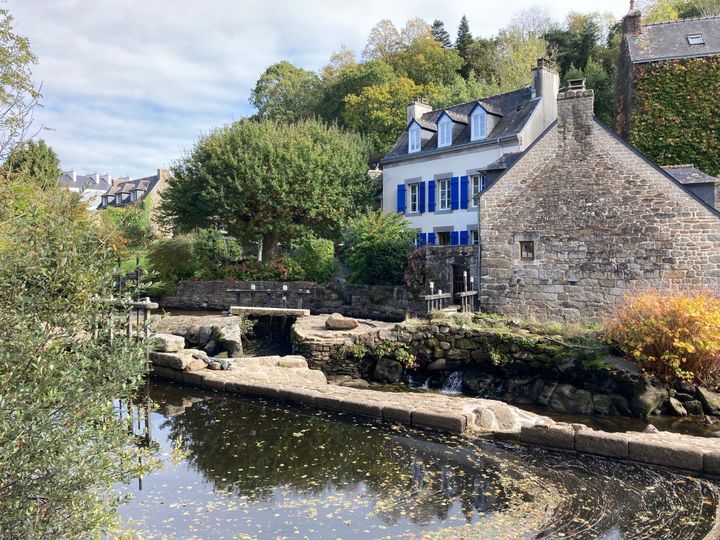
[557,79,595,141]
[407,96,432,125]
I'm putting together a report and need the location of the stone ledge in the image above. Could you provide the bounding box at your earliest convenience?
[628,439,705,472]
[412,410,466,433]
[341,399,383,419]
[520,424,575,450]
[575,430,629,458]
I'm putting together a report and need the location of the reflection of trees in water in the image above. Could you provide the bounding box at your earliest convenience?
[157,392,514,526]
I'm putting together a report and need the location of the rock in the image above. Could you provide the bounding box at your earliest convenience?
[608,394,632,416]
[325,313,358,331]
[150,349,207,371]
[373,358,403,383]
[683,400,705,416]
[149,333,185,353]
[203,339,219,356]
[710,430,720,438]
[536,381,558,406]
[215,324,243,358]
[674,392,695,403]
[643,424,659,434]
[187,325,213,346]
[667,397,688,416]
[527,378,545,403]
[592,393,612,416]
[327,375,353,385]
[697,387,720,415]
[340,378,370,388]
[549,384,593,415]
[208,361,223,370]
[630,384,667,418]
[427,358,461,371]
[462,372,495,396]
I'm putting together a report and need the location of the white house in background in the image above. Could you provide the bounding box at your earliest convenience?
[58,170,113,210]
[380,59,560,247]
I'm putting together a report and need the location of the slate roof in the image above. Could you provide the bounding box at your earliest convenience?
[481,152,523,171]
[628,16,720,63]
[106,175,159,196]
[58,172,111,192]
[663,165,718,184]
[382,87,539,163]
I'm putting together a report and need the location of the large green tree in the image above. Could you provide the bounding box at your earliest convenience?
[644,0,720,22]
[431,19,452,48]
[389,37,462,86]
[160,119,374,260]
[1,138,60,188]
[249,61,320,121]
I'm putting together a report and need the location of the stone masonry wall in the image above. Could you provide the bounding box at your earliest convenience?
[161,280,422,322]
[479,88,720,322]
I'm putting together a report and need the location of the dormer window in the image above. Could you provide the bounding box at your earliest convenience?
[687,34,705,45]
[408,124,421,153]
[471,107,487,141]
[437,115,452,148]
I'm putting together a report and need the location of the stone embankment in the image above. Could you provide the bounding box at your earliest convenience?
[149,348,720,478]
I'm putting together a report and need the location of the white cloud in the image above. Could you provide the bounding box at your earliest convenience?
[10,0,631,177]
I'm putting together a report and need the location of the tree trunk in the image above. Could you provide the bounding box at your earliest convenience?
[261,232,278,262]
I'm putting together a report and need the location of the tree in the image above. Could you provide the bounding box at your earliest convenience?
[544,12,602,76]
[400,18,432,46]
[463,38,500,83]
[493,29,549,92]
[321,46,357,80]
[565,57,613,124]
[160,119,374,261]
[433,74,498,110]
[249,61,320,122]
[509,6,554,37]
[1,138,60,188]
[99,197,155,249]
[390,38,462,86]
[455,16,473,58]
[0,8,39,159]
[643,0,720,22]
[362,19,402,60]
[342,211,417,285]
[431,19,452,48]
[343,76,434,156]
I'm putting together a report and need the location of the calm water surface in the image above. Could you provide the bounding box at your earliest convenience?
[118,381,720,539]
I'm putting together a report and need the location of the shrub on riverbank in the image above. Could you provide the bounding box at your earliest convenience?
[294,235,336,283]
[605,290,720,386]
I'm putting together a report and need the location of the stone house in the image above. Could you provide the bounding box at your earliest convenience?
[58,170,112,210]
[381,59,560,297]
[615,8,720,174]
[478,81,720,321]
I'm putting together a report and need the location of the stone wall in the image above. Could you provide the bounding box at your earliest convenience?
[422,245,478,297]
[161,280,423,322]
[479,87,720,322]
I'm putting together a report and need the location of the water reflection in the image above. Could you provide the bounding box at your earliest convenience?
[118,382,720,539]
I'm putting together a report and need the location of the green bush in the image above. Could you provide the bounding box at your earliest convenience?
[100,199,154,249]
[295,235,336,283]
[342,211,416,285]
[192,229,243,279]
[225,255,304,282]
[147,235,197,293]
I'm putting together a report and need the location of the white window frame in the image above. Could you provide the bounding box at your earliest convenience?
[437,116,452,148]
[409,183,419,213]
[438,178,451,210]
[687,34,705,45]
[408,125,421,153]
[470,230,479,245]
[470,174,488,207]
[471,108,487,141]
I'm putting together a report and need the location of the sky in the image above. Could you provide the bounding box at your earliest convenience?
[10,0,631,178]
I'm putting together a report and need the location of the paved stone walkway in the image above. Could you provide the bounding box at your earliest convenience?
[151,354,720,478]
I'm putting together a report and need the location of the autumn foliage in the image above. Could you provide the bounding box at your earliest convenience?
[605,290,720,386]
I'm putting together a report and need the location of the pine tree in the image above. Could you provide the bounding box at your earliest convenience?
[455,15,473,58]
[431,19,452,48]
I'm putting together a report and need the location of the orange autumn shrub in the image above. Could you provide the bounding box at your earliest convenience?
[604,290,720,386]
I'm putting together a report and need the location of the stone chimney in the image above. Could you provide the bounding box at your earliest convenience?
[157,168,171,182]
[557,79,595,140]
[623,2,642,37]
[407,97,432,125]
[531,58,560,126]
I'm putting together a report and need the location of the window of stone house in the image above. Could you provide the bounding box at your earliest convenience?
[437,231,451,245]
[470,230,479,245]
[520,241,535,261]
[687,34,705,45]
[438,178,451,210]
[409,183,419,213]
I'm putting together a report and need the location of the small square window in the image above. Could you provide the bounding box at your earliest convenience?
[687,34,705,45]
[520,241,535,261]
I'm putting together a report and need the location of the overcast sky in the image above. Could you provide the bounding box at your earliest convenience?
[10,0,631,178]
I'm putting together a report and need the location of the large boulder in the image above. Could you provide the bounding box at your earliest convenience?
[373,357,403,383]
[698,387,720,415]
[215,323,244,358]
[149,333,185,353]
[325,313,358,331]
[549,384,594,415]
[667,397,688,417]
[630,383,667,418]
[150,349,207,371]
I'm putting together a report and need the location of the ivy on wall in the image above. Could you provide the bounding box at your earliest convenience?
[631,56,720,176]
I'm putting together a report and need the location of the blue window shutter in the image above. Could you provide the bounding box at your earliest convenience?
[427,232,436,245]
[428,180,436,212]
[418,233,427,246]
[450,231,459,245]
[460,230,469,245]
[419,181,426,213]
[397,184,406,213]
[460,175,469,209]
[450,176,459,210]
[481,175,489,191]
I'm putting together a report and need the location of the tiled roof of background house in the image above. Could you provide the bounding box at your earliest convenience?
[383,87,538,163]
[663,164,718,184]
[58,172,111,192]
[628,16,720,63]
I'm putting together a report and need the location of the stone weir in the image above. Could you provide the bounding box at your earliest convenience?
[149,350,720,478]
